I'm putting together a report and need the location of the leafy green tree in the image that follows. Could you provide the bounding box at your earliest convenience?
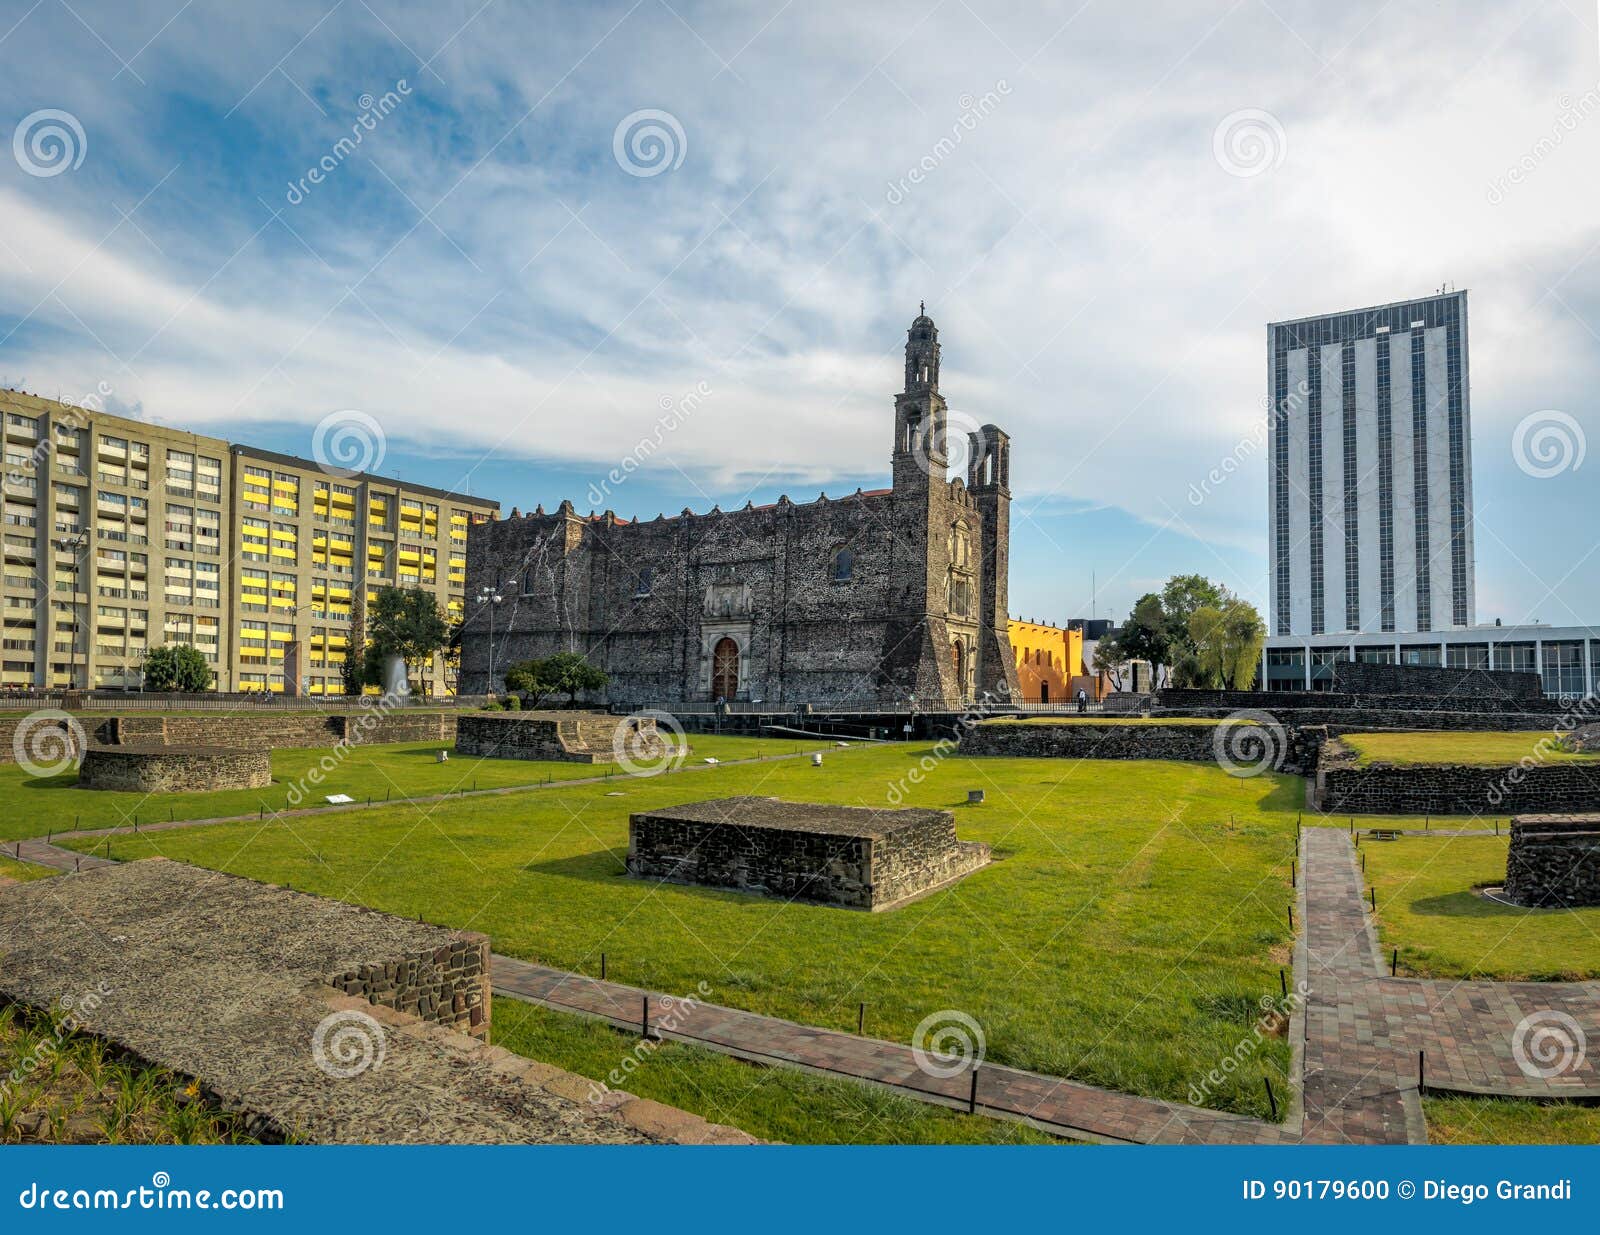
[1116,594,1171,690]
[503,658,556,707]
[1160,574,1231,687]
[362,586,451,691]
[503,651,608,707]
[1090,630,1130,692]
[544,651,608,706]
[142,643,212,692]
[1189,600,1266,690]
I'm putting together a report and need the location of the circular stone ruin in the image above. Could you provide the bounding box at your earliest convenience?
[78,745,272,793]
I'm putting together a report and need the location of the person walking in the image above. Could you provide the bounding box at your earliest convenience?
[1076,687,1088,714]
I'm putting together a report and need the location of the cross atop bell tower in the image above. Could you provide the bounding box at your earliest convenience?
[894,306,947,488]
[903,303,940,394]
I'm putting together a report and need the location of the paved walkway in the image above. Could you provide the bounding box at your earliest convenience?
[12,823,1599,1144]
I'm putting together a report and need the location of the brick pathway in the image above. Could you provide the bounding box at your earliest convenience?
[1298,828,1426,1143]
[11,824,1598,1144]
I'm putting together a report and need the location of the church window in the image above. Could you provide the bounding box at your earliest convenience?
[832,547,853,582]
[634,567,653,596]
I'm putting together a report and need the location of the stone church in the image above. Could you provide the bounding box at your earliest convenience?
[460,310,1019,710]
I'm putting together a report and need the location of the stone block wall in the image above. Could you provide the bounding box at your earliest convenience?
[1332,661,1544,699]
[327,934,492,1039]
[1315,740,1600,815]
[455,712,639,762]
[1504,816,1600,907]
[959,720,1257,764]
[1154,688,1570,717]
[78,746,273,793]
[0,710,457,762]
[627,797,988,910]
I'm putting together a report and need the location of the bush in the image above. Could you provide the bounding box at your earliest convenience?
[502,693,521,710]
[141,643,212,692]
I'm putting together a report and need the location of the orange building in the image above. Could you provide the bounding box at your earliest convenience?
[1007,617,1088,704]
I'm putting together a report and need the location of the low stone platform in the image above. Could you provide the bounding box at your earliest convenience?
[1315,739,1600,814]
[455,711,666,764]
[1505,815,1600,907]
[627,796,990,910]
[78,744,272,792]
[0,860,752,1144]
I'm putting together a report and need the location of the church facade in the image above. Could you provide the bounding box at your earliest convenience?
[459,311,1019,710]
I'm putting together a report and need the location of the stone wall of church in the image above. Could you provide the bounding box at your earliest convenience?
[462,484,998,709]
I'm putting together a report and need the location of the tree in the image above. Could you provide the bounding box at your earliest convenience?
[1091,631,1129,692]
[1189,599,1267,690]
[503,657,557,707]
[1117,593,1172,690]
[142,643,212,692]
[362,586,451,692]
[544,651,609,706]
[503,651,608,707]
[1161,574,1231,688]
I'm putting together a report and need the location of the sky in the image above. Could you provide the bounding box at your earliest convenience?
[1,0,1597,631]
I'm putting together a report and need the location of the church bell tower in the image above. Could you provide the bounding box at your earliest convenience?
[893,304,948,490]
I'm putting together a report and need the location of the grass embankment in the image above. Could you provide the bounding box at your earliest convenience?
[60,742,1302,1124]
[1361,834,1600,980]
[0,733,832,842]
[1424,1097,1600,1145]
[1340,731,1600,767]
[0,1002,257,1144]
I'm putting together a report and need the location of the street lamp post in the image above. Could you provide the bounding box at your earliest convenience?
[476,585,504,690]
[55,531,88,690]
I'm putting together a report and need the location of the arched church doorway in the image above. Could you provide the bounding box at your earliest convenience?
[711,637,740,700]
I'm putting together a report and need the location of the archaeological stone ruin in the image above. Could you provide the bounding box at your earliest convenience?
[78,744,273,793]
[626,796,990,910]
[1503,816,1600,908]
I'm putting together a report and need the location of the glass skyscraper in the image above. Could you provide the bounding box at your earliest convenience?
[1267,291,1474,637]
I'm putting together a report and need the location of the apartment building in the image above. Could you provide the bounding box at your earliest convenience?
[228,447,494,696]
[1,389,497,696]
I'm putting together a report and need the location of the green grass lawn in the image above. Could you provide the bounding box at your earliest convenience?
[59,744,1301,1124]
[1424,1096,1600,1145]
[1340,731,1600,767]
[1362,834,1600,980]
[0,733,831,842]
[491,997,1065,1144]
[982,716,1232,727]
[0,856,56,881]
